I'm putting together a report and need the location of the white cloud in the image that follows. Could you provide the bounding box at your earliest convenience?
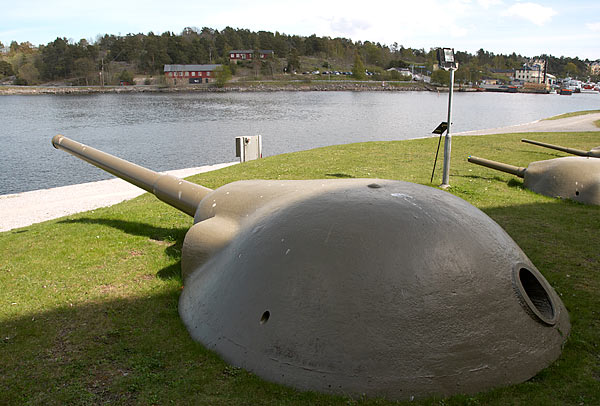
[503,2,557,26]
[4,0,598,59]
[329,18,372,37]
[477,0,503,9]
[450,25,469,38]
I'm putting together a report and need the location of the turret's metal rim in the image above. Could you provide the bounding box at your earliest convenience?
[512,263,559,326]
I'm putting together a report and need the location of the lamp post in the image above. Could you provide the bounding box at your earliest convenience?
[437,48,458,188]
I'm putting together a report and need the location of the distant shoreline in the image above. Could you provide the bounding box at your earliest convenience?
[1,82,559,96]
[0,81,437,95]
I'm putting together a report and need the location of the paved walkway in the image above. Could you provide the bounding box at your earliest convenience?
[0,163,237,232]
[455,112,600,135]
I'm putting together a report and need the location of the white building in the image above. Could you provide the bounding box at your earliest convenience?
[515,63,555,86]
[515,65,542,83]
[386,67,413,78]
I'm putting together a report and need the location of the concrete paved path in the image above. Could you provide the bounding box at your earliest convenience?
[0,162,237,232]
[456,112,600,135]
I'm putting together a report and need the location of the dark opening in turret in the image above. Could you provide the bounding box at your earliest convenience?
[516,267,556,325]
[260,311,270,324]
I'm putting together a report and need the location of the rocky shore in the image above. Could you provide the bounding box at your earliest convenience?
[0,81,435,95]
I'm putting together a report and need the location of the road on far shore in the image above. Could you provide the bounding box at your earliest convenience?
[1,112,599,232]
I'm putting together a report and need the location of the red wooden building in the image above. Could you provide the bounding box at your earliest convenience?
[163,64,221,84]
[229,50,274,63]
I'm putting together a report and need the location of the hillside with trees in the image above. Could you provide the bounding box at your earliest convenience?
[0,27,597,86]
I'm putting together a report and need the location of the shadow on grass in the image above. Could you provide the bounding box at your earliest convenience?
[529,151,565,159]
[325,173,355,178]
[58,218,187,243]
[156,261,183,280]
[58,218,187,281]
[454,175,525,189]
[0,292,232,405]
[456,174,512,183]
[507,178,524,188]
[481,198,597,268]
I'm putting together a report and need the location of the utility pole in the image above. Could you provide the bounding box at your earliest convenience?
[437,48,458,189]
[100,58,105,87]
[441,67,455,188]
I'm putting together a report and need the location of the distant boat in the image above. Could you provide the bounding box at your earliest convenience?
[581,83,599,93]
[559,88,573,95]
[481,84,519,93]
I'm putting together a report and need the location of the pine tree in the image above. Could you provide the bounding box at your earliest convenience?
[352,52,366,80]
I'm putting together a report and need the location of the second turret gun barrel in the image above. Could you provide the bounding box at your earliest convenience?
[52,135,212,217]
[467,156,526,178]
[521,139,595,157]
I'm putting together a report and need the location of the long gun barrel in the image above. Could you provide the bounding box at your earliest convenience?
[52,135,212,217]
[467,156,526,178]
[521,139,600,158]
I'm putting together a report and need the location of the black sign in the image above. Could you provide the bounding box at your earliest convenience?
[432,122,448,134]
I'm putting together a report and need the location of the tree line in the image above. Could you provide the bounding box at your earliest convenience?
[0,27,596,85]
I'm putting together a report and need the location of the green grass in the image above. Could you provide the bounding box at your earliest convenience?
[544,110,600,120]
[2,131,600,405]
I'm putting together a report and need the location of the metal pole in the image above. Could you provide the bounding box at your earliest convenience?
[441,68,454,188]
[430,131,444,183]
[101,58,104,87]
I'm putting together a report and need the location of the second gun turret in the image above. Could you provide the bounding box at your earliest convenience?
[468,155,600,205]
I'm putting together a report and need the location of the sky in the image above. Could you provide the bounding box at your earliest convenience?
[1,0,599,60]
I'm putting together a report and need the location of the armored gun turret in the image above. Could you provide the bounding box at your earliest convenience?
[53,135,569,400]
[468,155,600,205]
[522,138,600,158]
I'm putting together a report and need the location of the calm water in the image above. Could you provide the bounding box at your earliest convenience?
[1,91,599,195]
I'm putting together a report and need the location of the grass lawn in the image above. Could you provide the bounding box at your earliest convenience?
[544,110,600,121]
[1,130,599,405]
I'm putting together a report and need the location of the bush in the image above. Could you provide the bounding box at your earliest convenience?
[16,62,40,85]
[385,70,412,81]
[228,62,237,75]
[215,65,232,88]
[0,60,14,77]
[119,70,134,84]
[431,69,451,86]
[352,53,366,80]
